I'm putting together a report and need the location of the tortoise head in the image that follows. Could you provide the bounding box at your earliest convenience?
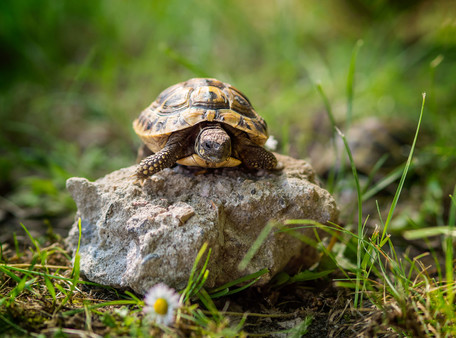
[195,125,232,164]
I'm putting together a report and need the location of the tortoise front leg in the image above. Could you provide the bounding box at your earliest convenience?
[136,146,181,180]
[135,131,189,180]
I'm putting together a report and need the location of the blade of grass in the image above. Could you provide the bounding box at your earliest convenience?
[187,248,212,299]
[0,265,95,284]
[56,218,82,311]
[54,282,68,298]
[316,82,336,129]
[44,274,57,302]
[0,265,22,282]
[375,254,401,301]
[189,269,210,300]
[8,276,37,302]
[209,270,267,299]
[403,226,456,240]
[181,242,209,303]
[336,126,363,308]
[238,222,275,271]
[20,223,40,255]
[197,288,220,321]
[4,263,71,270]
[60,300,139,317]
[380,93,426,243]
[13,232,20,258]
[233,313,249,334]
[124,290,142,303]
[362,163,404,201]
[361,154,389,194]
[209,268,268,295]
[289,270,333,283]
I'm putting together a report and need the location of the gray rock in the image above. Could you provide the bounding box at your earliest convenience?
[66,154,338,295]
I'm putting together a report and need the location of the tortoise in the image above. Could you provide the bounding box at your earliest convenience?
[133,78,278,179]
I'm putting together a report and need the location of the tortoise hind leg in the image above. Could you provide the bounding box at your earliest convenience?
[227,126,279,170]
[240,145,278,170]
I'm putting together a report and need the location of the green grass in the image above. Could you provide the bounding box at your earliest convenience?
[1,0,456,336]
[0,224,285,336]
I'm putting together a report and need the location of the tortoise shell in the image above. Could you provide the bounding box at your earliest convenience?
[133,78,268,153]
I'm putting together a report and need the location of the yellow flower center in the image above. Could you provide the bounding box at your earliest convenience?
[153,298,168,315]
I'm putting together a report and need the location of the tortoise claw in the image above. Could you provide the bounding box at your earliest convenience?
[130,171,147,186]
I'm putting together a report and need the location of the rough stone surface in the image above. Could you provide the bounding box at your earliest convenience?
[66,153,338,295]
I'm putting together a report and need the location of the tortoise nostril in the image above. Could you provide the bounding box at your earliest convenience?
[203,141,212,150]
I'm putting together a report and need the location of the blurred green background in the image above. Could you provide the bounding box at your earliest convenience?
[1,0,456,229]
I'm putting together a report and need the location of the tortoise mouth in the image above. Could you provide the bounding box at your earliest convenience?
[195,126,232,163]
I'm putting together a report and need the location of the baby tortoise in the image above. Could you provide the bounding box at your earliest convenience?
[133,78,279,180]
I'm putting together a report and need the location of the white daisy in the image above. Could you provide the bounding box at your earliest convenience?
[144,283,181,326]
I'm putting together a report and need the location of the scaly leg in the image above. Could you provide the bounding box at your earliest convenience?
[135,131,189,180]
[228,127,279,170]
[240,144,278,170]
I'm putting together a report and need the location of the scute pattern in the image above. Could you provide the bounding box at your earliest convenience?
[133,78,268,148]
